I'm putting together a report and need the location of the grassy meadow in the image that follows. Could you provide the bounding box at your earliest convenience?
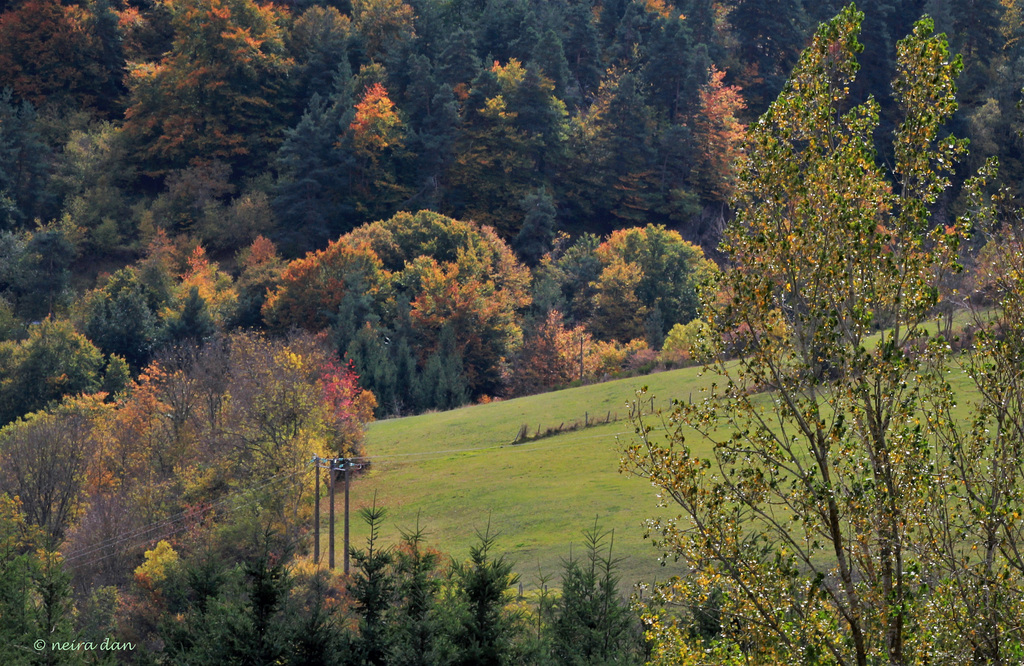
[337,364,719,590]
[335,316,985,591]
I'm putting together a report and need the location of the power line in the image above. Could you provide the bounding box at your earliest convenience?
[64,466,304,562]
[64,419,657,571]
[64,466,309,566]
[68,472,307,571]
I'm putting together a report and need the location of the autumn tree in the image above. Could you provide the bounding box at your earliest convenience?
[288,5,352,105]
[624,8,999,664]
[0,0,117,111]
[0,398,102,544]
[67,331,375,587]
[349,82,413,220]
[345,210,531,399]
[691,66,747,202]
[916,172,1024,662]
[509,310,580,396]
[231,235,283,329]
[0,496,81,658]
[352,0,416,62]
[446,59,568,239]
[596,224,719,344]
[123,0,293,176]
[587,260,648,344]
[262,239,387,332]
[0,319,103,425]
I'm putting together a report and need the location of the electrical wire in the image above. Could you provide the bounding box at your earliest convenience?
[63,418,667,570]
[68,472,307,571]
[63,466,309,566]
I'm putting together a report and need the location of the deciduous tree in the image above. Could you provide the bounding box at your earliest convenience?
[624,8,998,664]
[123,0,293,176]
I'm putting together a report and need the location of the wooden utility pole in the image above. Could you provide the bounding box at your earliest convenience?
[344,460,351,574]
[579,331,584,380]
[329,458,336,569]
[314,457,320,564]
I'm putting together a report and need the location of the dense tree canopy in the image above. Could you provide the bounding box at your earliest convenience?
[2,1,1024,662]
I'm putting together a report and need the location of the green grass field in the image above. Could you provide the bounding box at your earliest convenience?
[335,319,985,591]
[337,364,719,591]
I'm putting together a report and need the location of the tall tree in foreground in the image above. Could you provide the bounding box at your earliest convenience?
[919,174,1024,662]
[623,7,1016,664]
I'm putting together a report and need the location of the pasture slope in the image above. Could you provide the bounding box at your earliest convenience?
[339,325,981,592]
[340,365,717,591]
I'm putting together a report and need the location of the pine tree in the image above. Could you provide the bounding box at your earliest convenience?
[451,526,521,666]
[416,325,469,411]
[387,521,447,666]
[82,268,159,369]
[561,1,601,99]
[531,29,572,102]
[162,287,216,346]
[514,187,557,266]
[349,501,395,666]
[729,0,810,112]
[552,523,639,665]
[274,83,356,252]
[0,91,52,229]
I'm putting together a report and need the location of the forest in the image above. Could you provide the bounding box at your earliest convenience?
[2,0,1024,663]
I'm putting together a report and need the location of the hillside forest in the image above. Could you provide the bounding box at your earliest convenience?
[2,0,1024,663]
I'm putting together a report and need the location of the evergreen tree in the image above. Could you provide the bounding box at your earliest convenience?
[561,1,601,99]
[514,187,557,266]
[240,552,291,665]
[101,354,131,398]
[82,268,159,369]
[289,5,353,108]
[416,325,469,411]
[451,527,521,666]
[552,523,639,665]
[161,287,216,347]
[345,324,400,416]
[387,521,449,666]
[13,223,77,320]
[0,90,52,230]
[573,70,660,229]
[87,0,128,117]
[349,501,395,666]
[730,0,810,112]
[274,68,356,252]
[287,570,345,666]
[531,29,572,103]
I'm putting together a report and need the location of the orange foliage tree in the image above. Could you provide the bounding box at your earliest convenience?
[0,0,112,110]
[123,0,293,175]
[344,211,531,398]
[68,332,375,584]
[691,65,747,201]
[262,240,388,332]
[348,82,411,219]
[510,310,591,395]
